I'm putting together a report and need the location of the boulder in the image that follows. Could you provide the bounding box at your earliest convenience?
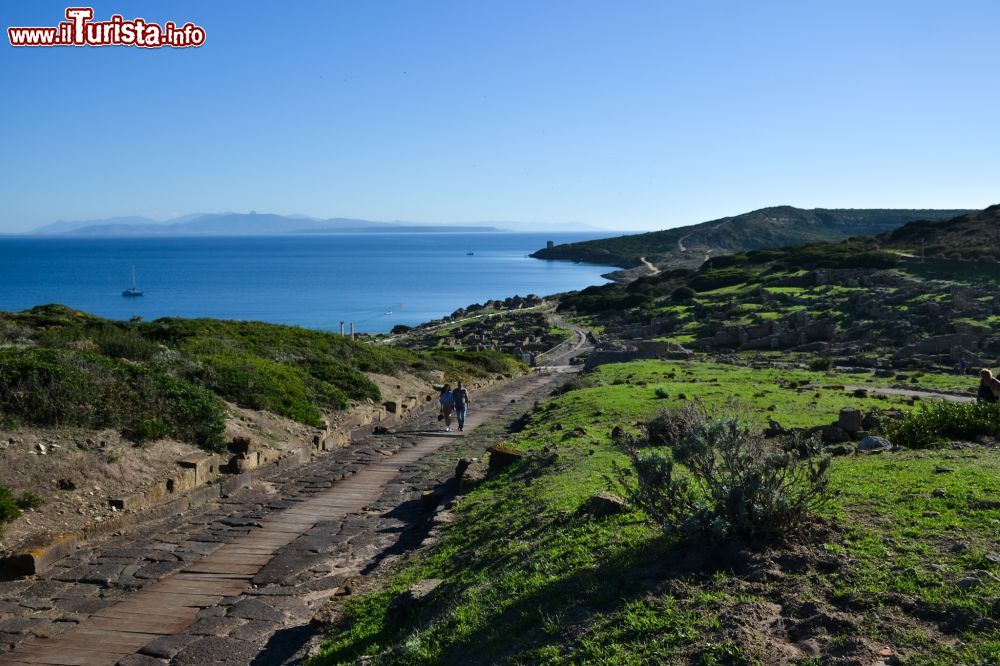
[857,435,891,453]
[581,492,628,518]
[861,411,882,431]
[387,579,444,620]
[838,407,864,433]
[821,425,850,444]
[420,489,446,513]
[454,457,472,481]
[487,444,525,472]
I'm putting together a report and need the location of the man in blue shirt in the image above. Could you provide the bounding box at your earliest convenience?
[452,382,472,432]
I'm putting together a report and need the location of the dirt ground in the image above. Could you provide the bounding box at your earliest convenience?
[0,371,437,556]
[0,426,198,553]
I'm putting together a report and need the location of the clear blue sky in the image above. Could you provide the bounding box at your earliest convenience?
[2,0,998,232]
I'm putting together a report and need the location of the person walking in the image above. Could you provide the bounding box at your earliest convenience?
[452,381,472,431]
[439,384,455,431]
[977,369,1000,403]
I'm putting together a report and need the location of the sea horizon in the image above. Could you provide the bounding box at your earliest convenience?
[0,232,616,333]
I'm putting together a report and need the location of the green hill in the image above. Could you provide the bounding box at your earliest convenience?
[882,204,1000,261]
[532,206,971,270]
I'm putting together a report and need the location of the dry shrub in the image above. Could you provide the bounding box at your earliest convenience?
[614,403,830,543]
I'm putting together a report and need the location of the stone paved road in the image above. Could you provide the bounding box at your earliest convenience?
[0,366,576,666]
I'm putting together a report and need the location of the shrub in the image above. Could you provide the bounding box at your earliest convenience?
[199,353,331,426]
[645,405,703,447]
[881,400,1000,449]
[701,254,743,269]
[688,268,751,292]
[614,404,831,542]
[0,485,21,527]
[671,287,696,302]
[808,357,833,371]
[0,348,226,451]
[16,491,44,510]
[126,417,171,444]
[654,387,670,400]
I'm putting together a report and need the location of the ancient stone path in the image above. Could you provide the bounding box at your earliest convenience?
[843,385,975,404]
[0,367,575,666]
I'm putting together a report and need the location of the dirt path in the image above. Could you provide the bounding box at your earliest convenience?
[0,368,577,666]
[638,257,659,275]
[843,385,975,403]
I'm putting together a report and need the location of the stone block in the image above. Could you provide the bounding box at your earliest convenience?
[1,531,80,576]
[323,431,348,451]
[487,444,526,472]
[220,473,251,498]
[178,453,221,485]
[143,480,172,506]
[838,407,864,433]
[821,425,850,444]
[229,436,254,455]
[108,492,145,512]
[188,483,222,509]
[168,467,199,494]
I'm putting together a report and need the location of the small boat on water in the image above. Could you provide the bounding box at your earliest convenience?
[466,251,474,256]
[122,266,143,297]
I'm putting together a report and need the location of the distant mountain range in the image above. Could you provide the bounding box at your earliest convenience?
[531,206,973,271]
[30,213,517,236]
[31,214,609,237]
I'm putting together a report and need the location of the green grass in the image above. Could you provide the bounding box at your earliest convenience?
[0,305,526,448]
[0,347,227,450]
[584,360,920,429]
[312,359,1000,665]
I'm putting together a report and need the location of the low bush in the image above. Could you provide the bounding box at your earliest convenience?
[644,403,706,446]
[808,357,833,371]
[0,349,226,451]
[688,268,751,292]
[671,286,696,302]
[0,308,525,449]
[198,353,336,426]
[614,404,831,542]
[16,491,44,510]
[881,399,1000,449]
[0,485,21,528]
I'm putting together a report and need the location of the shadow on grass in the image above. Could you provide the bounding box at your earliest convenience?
[311,493,748,666]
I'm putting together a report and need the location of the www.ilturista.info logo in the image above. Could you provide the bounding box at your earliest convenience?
[8,7,205,48]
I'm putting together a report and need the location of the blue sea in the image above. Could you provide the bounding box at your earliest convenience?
[0,233,616,333]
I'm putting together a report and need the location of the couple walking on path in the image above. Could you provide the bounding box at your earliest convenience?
[439,381,472,432]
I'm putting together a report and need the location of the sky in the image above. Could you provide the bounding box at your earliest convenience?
[1,0,999,233]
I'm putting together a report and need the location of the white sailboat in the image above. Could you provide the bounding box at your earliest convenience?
[122,266,143,297]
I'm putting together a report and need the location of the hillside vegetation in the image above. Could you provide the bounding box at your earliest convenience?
[882,204,1000,261]
[313,360,999,664]
[556,233,1000,370]
[532,207,969,270]
[0,305,523,451]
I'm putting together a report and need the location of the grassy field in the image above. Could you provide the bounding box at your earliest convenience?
[573,360,977,429]
[312,360,999,665]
